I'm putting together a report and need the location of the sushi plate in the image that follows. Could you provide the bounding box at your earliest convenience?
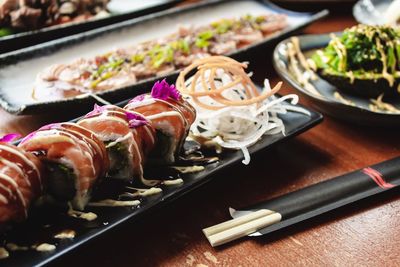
[273,33,400,127]
[0,99,323,267]
[0,0,329,115]
[0,0,183,54]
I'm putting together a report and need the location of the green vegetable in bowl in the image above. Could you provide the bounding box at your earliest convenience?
[312,24,400,98]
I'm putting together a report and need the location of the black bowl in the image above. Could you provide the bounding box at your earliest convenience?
[273,33,400,127]
[317,69,400,98]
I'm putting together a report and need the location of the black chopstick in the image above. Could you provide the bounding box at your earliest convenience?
[204,156,400,246]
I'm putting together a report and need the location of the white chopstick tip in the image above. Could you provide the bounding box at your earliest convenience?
[228,207,236,217]
[202,209,281,247]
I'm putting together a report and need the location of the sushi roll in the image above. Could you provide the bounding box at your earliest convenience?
[124,80,196,164]
[0,134,44,224]
[78,104,156,182]
[18,123,108,210]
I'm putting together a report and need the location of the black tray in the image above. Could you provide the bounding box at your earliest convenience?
[0,0,328,115]
[0,100,323,267]
[0,0,182,54]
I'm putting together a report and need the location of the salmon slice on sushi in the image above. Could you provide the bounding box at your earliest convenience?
[0,134,44,224]
[78,104,156,183]
[19,123,108,210]
[124,80,196,164]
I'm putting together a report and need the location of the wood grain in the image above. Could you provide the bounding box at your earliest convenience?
[1,4,400,267]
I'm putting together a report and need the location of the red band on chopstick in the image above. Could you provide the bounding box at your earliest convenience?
[362,167,395,189]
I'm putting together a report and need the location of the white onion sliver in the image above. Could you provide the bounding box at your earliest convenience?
[188,78,309,164]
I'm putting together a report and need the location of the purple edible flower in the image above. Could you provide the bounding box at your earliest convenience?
[20,123,61,144]
[151,79,181,101]
[85,104,108,118]
[0,133,21,143]
[38,123,61,131]
[129,94,146,103]
[125,111,148,128]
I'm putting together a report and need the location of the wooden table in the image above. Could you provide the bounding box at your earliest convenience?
[2,4,400,267]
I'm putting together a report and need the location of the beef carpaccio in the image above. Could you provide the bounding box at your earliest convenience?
[33,13,288,101]
[0,0,109,37]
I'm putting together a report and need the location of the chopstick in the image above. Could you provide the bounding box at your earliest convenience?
[202,209,282,247]
[203,156,400,247]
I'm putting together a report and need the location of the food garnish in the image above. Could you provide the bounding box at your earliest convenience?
[151,79,181,101]
[0,133,21,143]
[177,56,308,164]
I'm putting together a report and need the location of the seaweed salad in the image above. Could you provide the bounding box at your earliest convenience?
[311,24,400,98]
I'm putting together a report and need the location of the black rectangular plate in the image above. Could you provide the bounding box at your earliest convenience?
[0,0,182,54]
[0,101,323,267]
[0,0,328,115]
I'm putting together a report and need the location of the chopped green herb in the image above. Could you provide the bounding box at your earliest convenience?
[312,25,400,76]
[149,44,174,68]
[91,71,115,88]
[198,30,214,40]
[242,14,263,30]
[243,14,253,21]
[388,45,396,72]
[211,19,234,34]
[0,27,13,37]
[131,53,145,63]
[195,30,214,49]
[170,39,190,54]
[255,16,266,24]
[91,58,124,81]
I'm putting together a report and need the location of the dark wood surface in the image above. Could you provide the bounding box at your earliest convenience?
[1,3,400,267]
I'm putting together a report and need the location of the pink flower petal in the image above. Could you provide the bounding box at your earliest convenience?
[129,94,146,103]
[85,104,108,118]
[20,123,61,144]
[151,79,181,101]
[38,123,61,131]
[125,111,148,128]
[0,133,21,143]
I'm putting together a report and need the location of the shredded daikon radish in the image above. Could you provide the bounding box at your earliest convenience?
[177,56,310,165]
[189,79,309,164]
